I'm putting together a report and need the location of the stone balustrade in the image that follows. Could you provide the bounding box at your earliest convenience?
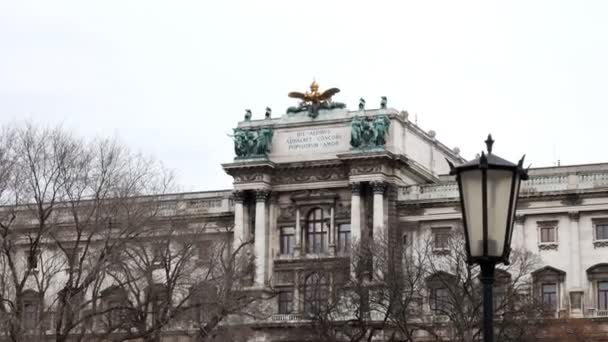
[400,171,608,201]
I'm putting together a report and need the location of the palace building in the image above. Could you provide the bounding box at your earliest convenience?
[7,83,608,341]
[193,83,608,340]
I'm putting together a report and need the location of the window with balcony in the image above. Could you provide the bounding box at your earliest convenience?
[306,208,328,254]
[278,289,294,314]
[586,263,608,316]
[541,283,558,311]
[303,272,328,314]
[599,281,608,311]
[337,224,351,254]
[279,227,295,255]
[532,266,565,314]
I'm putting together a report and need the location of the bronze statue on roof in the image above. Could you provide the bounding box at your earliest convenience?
[287,81,345,118]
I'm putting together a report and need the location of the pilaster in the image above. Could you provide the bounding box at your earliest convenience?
[232,191,246,248]
[371,181,387,279]
[568,211,581,288]
[294,207,302,257]
[254,189,270,286]
[350,183,362,278]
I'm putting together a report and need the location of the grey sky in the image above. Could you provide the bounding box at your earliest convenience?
[1,1,607,191]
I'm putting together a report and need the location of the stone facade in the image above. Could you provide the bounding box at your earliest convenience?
[7,95,608,341]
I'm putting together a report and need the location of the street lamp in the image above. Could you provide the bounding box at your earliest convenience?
[447,134,528,342]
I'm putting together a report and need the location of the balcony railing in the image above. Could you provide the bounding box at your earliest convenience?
[596,309,608,317]
[400,171,608,201]
[269,313,305,322]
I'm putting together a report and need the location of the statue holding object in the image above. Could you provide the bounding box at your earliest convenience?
[350,115,391,149]
[230,126,274,159]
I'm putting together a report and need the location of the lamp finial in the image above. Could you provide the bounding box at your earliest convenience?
[485,134,494,154]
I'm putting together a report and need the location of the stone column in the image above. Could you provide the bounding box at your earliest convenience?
[232,191,246,247]
[372,181,387,241]
[254,190,270,286]
[372,181,387,279]
[568,211,581,288]
[329,206,336,256]
[350,183,362,277]
[350,183,362,245]
[294,207,302,257]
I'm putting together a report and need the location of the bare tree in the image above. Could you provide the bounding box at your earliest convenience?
[304,233,427,342]
[423,230,543,342]
[0,123,172,342]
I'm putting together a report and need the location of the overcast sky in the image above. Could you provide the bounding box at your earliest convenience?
[1,1,607,191]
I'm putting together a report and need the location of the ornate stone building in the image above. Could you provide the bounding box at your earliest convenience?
[212,84,608,340]
[6,83,608,341]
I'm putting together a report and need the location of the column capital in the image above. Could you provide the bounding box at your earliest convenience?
[514,214,526,225]
[255,189,270,202]
[232,190,245,202]
[371,181,387,194]
[568,211,580,221]
[351,182,362,194]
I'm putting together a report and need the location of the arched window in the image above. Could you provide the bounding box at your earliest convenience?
[306,208,328,254]
[304,272,328,314]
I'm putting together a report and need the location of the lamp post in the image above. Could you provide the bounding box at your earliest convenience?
[447,135,528,342]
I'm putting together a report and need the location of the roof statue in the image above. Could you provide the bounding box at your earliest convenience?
[287,80,346,118]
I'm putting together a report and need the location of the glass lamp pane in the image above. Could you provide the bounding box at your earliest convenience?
[486,169,514,257]
[460,170,483,257]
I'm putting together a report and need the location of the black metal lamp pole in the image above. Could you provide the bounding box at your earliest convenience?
[448,135,528,342]
[480,261,495,342]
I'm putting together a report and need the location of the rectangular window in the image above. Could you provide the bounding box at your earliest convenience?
[570,291,583,310]
[280,227,295,255]
[599,281,608,311]
[542,283,557,310]
[596,224,608,240]
[198,240,212,262]
[337,224,351,254]
[23,301,38,329]
[278,290,294,314]
[540,227,556,243]
[432,228,450,250]
[429,287,448,312]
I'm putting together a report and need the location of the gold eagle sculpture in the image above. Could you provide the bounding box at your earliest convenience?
[288,81,341,104]
[287,81,345,118]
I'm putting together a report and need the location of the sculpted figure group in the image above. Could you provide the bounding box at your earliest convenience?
[350,115,390,149]
[231,127,274,158]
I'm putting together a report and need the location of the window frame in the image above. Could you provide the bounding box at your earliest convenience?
[536,220,559,250]
[278,289,294,314]
[429,287,449,312]
[279,226,295,256]
[431,227,451,252]
[598,281,608,311]
[303,272,329,314]
[306,208,328,255]
[337,223,351,254]
[541,282,558,311]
